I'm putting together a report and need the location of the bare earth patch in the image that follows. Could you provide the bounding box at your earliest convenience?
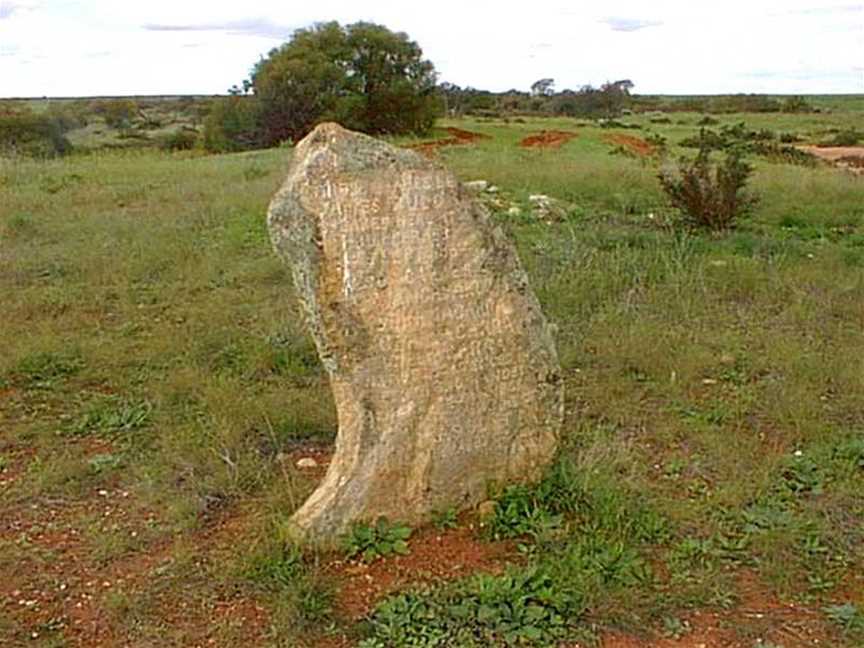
[328,521,518,620]
[519,130,579,149]
[797,146,864,174]
[602,133,656,157]
[593,572,836,648]
[410,127,490,155]
[1,485,270,647]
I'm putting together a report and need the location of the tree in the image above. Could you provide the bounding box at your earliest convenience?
[249,21,438,146]
[530,78,555,97]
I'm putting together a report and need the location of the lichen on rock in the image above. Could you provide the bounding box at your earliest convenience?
[267,123,563,543]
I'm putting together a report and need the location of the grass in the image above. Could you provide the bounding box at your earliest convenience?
[1,101,863,647]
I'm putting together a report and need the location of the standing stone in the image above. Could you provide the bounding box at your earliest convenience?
[267,123,562,543]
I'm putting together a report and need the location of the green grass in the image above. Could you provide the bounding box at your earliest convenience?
[1,102,863,647]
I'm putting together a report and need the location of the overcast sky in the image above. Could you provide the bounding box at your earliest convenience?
[1,0,862,97]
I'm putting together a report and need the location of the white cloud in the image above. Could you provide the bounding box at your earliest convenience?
[1,0,862,97]
[142,17,298,39]
[601,17,664,32]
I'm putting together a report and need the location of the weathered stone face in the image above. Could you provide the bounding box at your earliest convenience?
[267,123,562,543]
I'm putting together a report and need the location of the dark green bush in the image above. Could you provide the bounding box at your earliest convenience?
[825,129,862,147]
[681,123,814,167]
[0,110,73,158]
[203,96,261,153]
[159,128,199,151]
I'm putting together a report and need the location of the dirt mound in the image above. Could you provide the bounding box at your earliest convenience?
[602,133,655,157]
[410,127,489,155]
[519,130,579,149]
[798,145,864,174]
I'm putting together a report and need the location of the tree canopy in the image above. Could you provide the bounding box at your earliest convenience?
[205,21,438,151]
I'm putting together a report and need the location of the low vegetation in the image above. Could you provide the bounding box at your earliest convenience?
[658,146,757,231]
[1,97,863,646]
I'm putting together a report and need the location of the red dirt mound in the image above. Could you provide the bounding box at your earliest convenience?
[519,130,579,149]
[410,127,490,155]
[602,133,655,157]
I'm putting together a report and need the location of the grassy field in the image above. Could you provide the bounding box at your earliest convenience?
[1,105,863,647]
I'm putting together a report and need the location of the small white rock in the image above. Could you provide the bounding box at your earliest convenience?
[296,457,318,469]
[463,180,489,193]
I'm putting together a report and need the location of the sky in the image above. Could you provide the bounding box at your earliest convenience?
[1,0,862,97]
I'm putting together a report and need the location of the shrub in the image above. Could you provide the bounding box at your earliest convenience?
[159,128,199,151]
[781,96,812,113]
[203,96,261,153]
[679,127,726,151]
[94,99,138,129]
[0,110,73,157]
[681,123,814,167]
[364,566,584,647]
[658,146,758,231]
[825,129,862,147]
[342,517,412,562]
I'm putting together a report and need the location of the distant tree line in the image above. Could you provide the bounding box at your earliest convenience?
[437,79,636,119]
[436,80,814,120]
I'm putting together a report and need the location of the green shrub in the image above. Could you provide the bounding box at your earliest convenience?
[203,96,261,153]
[0,111,73,157]
[658,147,758,231]
[159,128,199,151]
[825,129,862,147]
[681,124,815,167]
[781,96,812,113]
[94,99,138,129]
[342,517,412,562]
[679,127,726,151]
[364,566,585,647]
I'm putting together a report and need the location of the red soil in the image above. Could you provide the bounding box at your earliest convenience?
[519,130,579,149]
[328,521,518,619]
[602,133,656,157]
[595,571,836,648]
[2,439,851,648]
[410,127,490,155]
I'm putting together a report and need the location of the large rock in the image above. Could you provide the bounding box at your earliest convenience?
[267,123,562,543]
